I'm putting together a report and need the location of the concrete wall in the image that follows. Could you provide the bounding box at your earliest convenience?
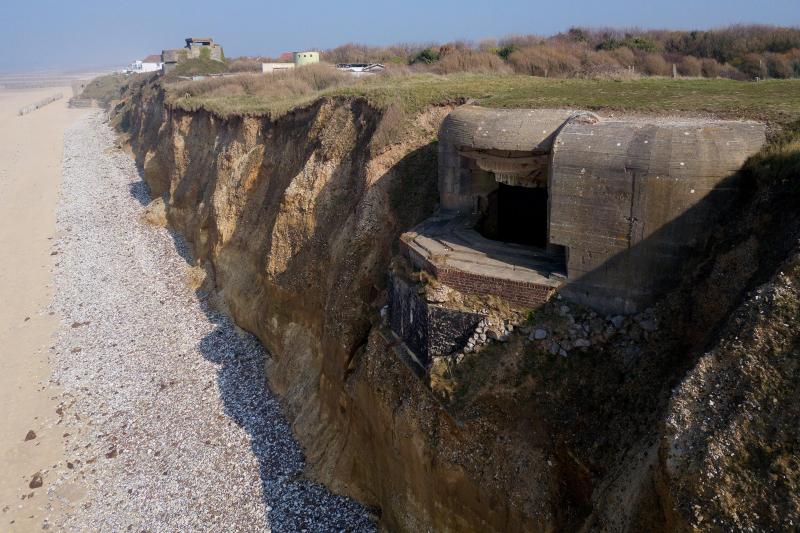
[188,43,223,61]
[439,106,585,152]
[550,117,766,313]
[437,106,596,214]
[437,140,497,213]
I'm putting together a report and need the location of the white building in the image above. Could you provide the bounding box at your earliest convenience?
[262,62,296,74]
[127,54,164,74]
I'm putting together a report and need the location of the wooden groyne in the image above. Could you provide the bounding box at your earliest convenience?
[18,93,63,116]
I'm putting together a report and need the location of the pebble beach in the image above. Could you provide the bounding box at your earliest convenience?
[43,111,373,532]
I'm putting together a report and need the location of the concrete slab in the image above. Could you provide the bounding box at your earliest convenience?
[402,214,566,289]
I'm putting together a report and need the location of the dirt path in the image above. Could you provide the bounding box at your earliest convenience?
[0,88,88,531]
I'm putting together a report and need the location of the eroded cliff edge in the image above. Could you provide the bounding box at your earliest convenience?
[112,77,799,531]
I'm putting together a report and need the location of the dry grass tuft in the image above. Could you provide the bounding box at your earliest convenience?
[432,49,512,75]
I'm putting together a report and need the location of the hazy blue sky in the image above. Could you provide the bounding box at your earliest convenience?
[1,0,799,72]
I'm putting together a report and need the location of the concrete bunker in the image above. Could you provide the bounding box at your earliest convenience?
[402,106,766,313]
[389,106,766,367]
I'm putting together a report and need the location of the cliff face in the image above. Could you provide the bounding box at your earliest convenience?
[113,79,800,532]
[115,82,548,531]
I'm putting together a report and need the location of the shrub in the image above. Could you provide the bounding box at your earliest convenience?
[765,52,794,78]
[433,48,512,74]
[597,33,624,51]
[566,27,588,43]
[737,53,768,79]
[719,62,746,80]
[701,57,722,77]
[497,44,518,60]
[508,46,582,77]
[477,39,499,53]
[678,55,703,77]
[640,53,670,76]
[610,46,636,67]
[498,34,544,48]
[226,57,267,72]
[187,25,800,85]
[324,43,418,65]
[625,36,659,52]
[787,49,800,76]
[580,50,623,76]
[410,48,439,65]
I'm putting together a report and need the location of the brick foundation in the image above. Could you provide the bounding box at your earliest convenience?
[400,240,557,308]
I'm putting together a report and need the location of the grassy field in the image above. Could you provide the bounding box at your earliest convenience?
[168,73,800,124]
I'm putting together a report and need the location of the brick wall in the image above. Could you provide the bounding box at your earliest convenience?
[437,268,555,307]
[400,239,555,308]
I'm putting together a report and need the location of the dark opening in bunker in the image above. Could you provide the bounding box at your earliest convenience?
[478,183,549,248]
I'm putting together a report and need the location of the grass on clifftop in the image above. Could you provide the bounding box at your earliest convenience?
[81,73,130,106]
[167,72,800,124]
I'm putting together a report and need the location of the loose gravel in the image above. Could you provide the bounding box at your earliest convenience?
[45,112,374,532]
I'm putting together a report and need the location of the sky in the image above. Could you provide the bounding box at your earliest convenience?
[1,0,799,72]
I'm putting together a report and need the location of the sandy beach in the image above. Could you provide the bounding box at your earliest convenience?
[0,88,88,529]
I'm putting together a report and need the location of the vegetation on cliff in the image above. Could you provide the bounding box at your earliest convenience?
[79,73,131,107]
[165,71,800,125]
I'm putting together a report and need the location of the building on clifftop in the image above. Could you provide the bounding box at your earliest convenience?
[161,37,224,72]
[184,37,224,61]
